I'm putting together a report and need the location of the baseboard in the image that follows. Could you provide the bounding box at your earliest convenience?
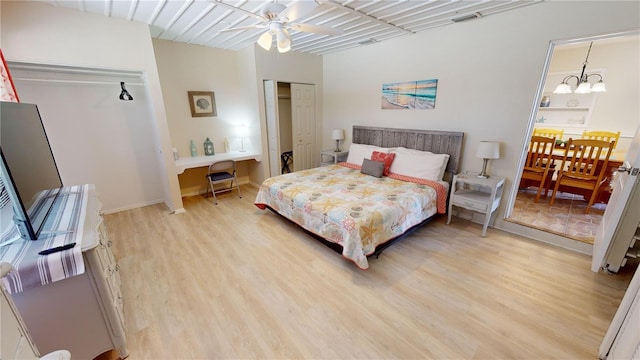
[497,219,593,255]
[101,199,166,215]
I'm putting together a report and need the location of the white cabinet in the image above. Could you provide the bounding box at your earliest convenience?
[1,263,39,360]
[447,171,505,237]
[1,263,72,360]
[9,186,128,360]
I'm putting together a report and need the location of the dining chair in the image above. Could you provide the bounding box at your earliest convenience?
[206,160,242,205]
[533,128,564,141]
[581,130,620,149]
[520,135,556,202]
[549,138,615,213]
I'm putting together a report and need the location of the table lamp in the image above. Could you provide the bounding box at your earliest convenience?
[238,124,248,152]
[476,141,500,178]
[331,129,344,152]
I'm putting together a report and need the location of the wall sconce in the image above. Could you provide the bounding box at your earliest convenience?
[553,42,606,94]
[119,82,133,101]
[331,129,345,152]
[476,141,500,178]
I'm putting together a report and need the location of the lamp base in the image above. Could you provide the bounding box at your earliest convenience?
[478,158,490,178]
[334,139,341,152]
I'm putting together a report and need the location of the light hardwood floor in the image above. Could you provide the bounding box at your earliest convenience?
[101,185,636,359]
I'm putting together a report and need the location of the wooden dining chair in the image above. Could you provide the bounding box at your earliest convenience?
[533,128,564,140]
[549,138,615,213]
[581,130,620,149]
[520,136,557,202]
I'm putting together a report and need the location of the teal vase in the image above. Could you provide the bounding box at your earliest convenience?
[190,140,197,157]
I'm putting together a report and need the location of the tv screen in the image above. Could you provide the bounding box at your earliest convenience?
[0,102,63,240]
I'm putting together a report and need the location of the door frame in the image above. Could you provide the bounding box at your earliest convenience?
[504,29,640,221]
[264,80,281,178]
[263,80,317,178]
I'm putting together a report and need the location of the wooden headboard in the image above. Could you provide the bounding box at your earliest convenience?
[352,126,464,180]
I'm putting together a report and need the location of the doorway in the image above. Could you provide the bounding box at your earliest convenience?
[264,80,316,178]
[505,30,640,244]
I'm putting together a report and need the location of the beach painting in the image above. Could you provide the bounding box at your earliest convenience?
[381,79,438,109]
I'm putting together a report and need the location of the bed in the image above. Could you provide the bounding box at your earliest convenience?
[255,126,464,269]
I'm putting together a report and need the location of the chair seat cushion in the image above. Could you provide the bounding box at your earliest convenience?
[208,172,234,181]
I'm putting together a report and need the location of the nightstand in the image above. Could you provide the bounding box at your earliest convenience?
[447,171,505,237]
[320,149,349,166]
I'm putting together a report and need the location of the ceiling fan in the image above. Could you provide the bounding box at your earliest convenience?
[216,1,343,53]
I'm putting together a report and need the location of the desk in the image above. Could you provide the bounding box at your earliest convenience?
[175,151,261,174]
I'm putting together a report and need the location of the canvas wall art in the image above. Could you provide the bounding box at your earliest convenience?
[381,79,438,109]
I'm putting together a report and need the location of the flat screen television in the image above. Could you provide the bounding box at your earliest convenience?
[0,102,64,240]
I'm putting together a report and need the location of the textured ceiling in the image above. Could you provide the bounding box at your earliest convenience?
[43,0,543,55]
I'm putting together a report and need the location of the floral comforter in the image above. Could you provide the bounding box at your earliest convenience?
[254,164,448,269]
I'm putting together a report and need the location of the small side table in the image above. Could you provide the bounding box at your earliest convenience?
[320,150,349,166]
[447,171,505,237]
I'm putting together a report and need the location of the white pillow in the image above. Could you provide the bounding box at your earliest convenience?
[390,148,450,181]
[346,144,390,165]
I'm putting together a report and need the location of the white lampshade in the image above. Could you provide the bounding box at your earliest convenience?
[257,31,273,51]
[591,80,606,92]
[331,129,345,140]
[476,141,500,159]
[574,81,592,94]
[553,82,572,94]
[276,29,291,53]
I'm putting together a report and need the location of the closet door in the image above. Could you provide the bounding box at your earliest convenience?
[291,83,315,171]
[264,80,281,178]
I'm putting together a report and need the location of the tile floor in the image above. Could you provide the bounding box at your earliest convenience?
[507,187,607,244]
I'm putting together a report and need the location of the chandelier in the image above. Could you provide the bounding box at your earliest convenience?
[553,42,606,94]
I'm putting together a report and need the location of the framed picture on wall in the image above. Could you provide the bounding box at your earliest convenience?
[381,79,438,110]
[188,91,217,117]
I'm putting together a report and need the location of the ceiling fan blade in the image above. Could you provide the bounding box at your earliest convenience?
[288,23,343,36]
[278,1,318,23]
[220,24,267,33]
[257,30,273,51]
[211,0,267,22]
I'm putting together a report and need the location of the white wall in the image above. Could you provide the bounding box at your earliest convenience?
[152,39,253,157]
[322,1,640,245]
[0,1,183,213]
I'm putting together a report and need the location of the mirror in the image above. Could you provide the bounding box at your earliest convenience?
[505,30,640,244]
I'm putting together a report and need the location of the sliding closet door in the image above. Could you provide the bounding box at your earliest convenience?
[264,80,281,178]
[291,83,315,171]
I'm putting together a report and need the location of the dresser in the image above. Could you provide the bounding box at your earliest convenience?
[1,262,39,359]
[1,185,127,359]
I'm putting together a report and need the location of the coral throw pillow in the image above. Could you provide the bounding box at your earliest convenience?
[371,151,395,176]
